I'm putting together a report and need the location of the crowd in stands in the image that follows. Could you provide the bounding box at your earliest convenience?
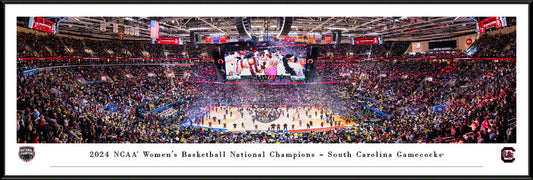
[17,32,217,59]
[384,41,411,58]
[16,28,517,144]
[314,44,386,59]
[17,58,516,143]
[473,32,516,58]
[19,29,516,61]
[17,64,192,143]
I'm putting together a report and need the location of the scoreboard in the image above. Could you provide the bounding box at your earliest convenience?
[477,17,508,33]
[28,17,56,34]
[352,36,383,45]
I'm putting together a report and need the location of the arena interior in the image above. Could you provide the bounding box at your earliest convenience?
[16,17,516,143]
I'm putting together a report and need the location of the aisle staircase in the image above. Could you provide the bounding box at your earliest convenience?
[158,107,179,118]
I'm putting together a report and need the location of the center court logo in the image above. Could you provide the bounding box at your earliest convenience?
[501,147,515,163]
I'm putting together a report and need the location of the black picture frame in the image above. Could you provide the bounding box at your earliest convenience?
[2,0,531,180]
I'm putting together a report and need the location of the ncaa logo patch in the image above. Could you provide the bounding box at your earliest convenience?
[19,146,35,162]
[501,147,515,163]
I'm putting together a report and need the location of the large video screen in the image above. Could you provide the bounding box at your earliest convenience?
[428,40,457,49]
[224,42,308,80]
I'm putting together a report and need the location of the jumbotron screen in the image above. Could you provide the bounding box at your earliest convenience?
[224,41,308,80]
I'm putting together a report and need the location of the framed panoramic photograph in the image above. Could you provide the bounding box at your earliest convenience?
[2,1,530,179]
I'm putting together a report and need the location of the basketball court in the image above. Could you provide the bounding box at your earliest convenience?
[192,105,352,132]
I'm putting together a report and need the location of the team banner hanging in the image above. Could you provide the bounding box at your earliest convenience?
[150,20,159,39]
[129,27,135,35]
[325,36,332,43]
[213,36,220,43]
[229,36,238,42]
[99,23,106,32]
[113,23,119,33]
[205,36,213,43]
[262,35,269,42]
[158,37,180,45]
[220,36,227,43]
[134,27,140,36]
[28,17,56,34]
[315,35,322,43]
[307,36,314,43]
[289,36,296,42]
[118,30,124,40]
[124,26,130,35]
[296,35,304,42]
[353,37,381,45]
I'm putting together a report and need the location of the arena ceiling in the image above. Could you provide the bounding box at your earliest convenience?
[18,16,480,42]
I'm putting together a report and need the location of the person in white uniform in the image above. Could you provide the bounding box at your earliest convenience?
[225,52,239,77]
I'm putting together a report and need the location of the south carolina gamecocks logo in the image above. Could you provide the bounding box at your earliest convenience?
[501,147,515,163]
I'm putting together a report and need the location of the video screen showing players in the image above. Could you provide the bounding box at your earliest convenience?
[224,41,308,80]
